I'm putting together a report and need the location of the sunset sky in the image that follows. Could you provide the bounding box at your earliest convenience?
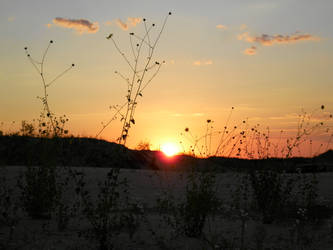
[1,0,332,156]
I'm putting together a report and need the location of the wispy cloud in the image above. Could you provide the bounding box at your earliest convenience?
[240,24,247,30]
[216,24,227,30]
[243,46,257,55]
[50,17,99,34]
[238,32,249,41]
[116,19,127,30]
[116,17,141,30]
[105,20,113,26]
[193,60,213,66]
[238,31,320,56]
[128,17,141,26]
[238,32,320,46]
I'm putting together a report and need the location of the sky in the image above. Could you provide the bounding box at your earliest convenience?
[1,0,333,157]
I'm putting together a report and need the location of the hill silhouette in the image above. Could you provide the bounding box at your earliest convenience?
[0,135,332,172]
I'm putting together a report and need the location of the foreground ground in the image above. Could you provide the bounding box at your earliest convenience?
[1,166,333,249]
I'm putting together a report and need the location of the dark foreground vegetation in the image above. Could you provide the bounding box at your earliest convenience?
[1,134,333,249]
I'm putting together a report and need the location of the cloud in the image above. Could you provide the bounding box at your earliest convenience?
[216,24,227,30]
[51,17,99,34]
[105,20,113,26]
[240,24,247,30]
[116,17,141,30]
[238,31,320,56]
[127,17,141,26]
[116,19,128,30]
[238,32,320,46]
[193,60,213,66]
[243,46,257,55]
[238,32,249,41]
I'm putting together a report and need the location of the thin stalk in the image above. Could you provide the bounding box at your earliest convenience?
[24,40,74,137]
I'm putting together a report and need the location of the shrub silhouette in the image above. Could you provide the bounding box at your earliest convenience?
[75,168,144,250]
[17,164,58,219]
[0,168,19,245]
[157,169,220,238]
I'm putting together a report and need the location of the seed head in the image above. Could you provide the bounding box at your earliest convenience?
[321,105,325,110]
[71,63,75,67]
[169,12,172,15]
[185,127,189,132]
[50,40,53,43]
[24,47,27,50]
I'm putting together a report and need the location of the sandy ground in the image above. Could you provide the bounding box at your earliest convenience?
[1,166,333,249]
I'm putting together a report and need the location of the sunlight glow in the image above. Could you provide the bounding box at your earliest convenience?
[161,142,180,157]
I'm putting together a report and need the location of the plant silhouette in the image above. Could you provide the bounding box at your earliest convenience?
[24,40,74,137]
[97,12,172,145]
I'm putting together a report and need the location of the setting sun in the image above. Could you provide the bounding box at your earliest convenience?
[160,142,181,157]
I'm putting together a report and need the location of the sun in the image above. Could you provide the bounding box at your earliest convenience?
[161,142,180,157]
